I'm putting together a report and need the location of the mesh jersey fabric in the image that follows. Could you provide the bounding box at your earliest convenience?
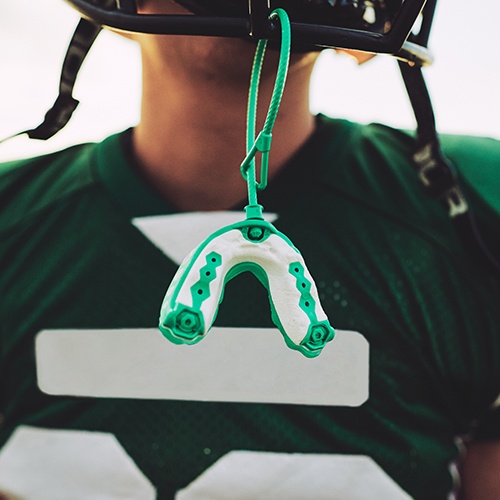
[0,115,499,499]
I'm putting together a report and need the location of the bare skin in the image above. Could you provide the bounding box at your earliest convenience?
[129,0,319,211]
[459,440,500,499]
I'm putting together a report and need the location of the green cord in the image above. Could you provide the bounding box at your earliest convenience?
[240,8,291,219]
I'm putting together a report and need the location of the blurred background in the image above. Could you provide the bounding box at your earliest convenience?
[0,0,499,162]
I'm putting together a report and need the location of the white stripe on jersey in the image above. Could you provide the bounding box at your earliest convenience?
[36,327,369,406]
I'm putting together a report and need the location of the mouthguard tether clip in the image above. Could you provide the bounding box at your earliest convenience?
[158,9,335,357]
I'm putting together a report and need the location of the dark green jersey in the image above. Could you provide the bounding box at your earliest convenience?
[1,115,499,499]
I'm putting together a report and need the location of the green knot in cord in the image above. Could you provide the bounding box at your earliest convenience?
[256,131,273,153]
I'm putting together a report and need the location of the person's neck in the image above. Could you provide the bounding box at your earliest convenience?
[132,50,318,211]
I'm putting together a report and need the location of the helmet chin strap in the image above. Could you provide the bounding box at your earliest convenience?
[0,18,102,145]
[400,61,500,276]
[398,0,500,276]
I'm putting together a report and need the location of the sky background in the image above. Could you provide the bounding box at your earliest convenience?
[0,0,499,161]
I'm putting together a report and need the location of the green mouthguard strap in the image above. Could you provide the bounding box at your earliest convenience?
[240,8,291,219]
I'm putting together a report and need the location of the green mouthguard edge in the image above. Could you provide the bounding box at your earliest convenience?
[158,219,335,357]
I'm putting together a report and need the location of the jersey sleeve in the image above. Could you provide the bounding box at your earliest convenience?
[439,134,500,441]
[441,134,500,260]
[441,134,500,216]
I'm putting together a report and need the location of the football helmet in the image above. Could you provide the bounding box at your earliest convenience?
[66,0,433,63]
